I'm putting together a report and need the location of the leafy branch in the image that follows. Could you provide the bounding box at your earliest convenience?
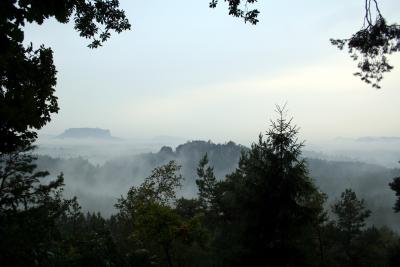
[330,0,400,89]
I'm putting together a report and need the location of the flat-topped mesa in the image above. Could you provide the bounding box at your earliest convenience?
[57,128,119,140]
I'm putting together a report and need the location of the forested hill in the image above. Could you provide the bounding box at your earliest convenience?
[36,140,400,230]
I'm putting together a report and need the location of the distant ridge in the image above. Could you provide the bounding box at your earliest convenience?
[57,128,120,140]
[356,136,400,142]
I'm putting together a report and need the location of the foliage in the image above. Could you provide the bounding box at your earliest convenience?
[0,0,130,153]
[195,153,218,210]
[206,105,325,266]
[1,115,399,266]
[0,145,63,212]
[355,226,399,267]
[331,189,371,266]
[389,171,400,212]
[116,161,183,210]
[321,223,399,267]
[55,206,124,267]
[115,161,205,267]
[1,0,131,49]
[209,0,260,25]
[6,0,400,264]
[0,144,72,266]
[330,0,400,89]
[0,44,58,153]
[332,189,371,237]
[209,0,399,89]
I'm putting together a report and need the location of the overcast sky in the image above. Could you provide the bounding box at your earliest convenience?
[25,0,400,145]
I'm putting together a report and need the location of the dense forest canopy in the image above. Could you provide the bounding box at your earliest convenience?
[33,140,400,232]
[3,108,400,266]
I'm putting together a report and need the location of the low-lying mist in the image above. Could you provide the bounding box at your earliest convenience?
[34,138,400,232]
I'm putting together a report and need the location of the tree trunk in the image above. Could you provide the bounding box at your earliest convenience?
[163,243,173,267]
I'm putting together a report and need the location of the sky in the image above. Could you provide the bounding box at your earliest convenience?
[25,0,400,145]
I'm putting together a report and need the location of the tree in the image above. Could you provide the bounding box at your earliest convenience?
[209,0,260,25]
[115,161,203,267]
[53,201,124,267]
[211,0,399,89]
[195,153,218,210]
[209,105,325,266]
[332,189,371,238]
[331,0,400,89]
[389,169,400,212]
[0,4,130,263]
[355,226,399,267]
[2,1,396,153]
[0,0,131,153]
[331,188,371,266]
[0,144,72,266]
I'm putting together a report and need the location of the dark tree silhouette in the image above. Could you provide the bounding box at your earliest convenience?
[0,2,130,264]
[0,0,131,153]
[115,161,204,267]
[389,169,400,212]
[209,0,260,25]
[332,188,371,267]
[331,0,400,89]
[210,105,325,266]
[195,153,218,210]
[210,0,399,89]
[332,189,371,238]
[0,144,72,266]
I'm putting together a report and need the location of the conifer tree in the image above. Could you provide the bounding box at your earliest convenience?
[213,105,324,266]
[0,144,71,266]
[331,189,371,267]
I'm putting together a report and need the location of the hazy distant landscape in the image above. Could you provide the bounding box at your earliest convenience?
[37,128,400,167]
[34,129,400,232]
[3,1,400,266]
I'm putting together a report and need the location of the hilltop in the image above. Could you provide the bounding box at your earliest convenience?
[57,128,120,140]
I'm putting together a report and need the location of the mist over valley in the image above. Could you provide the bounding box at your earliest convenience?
[35,131,400,231]
[3,1,400,265]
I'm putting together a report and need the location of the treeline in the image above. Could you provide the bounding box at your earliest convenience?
[35,141,400,229]
[1,112,400,267]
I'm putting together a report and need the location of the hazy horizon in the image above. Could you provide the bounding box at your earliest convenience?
[24,0,400,144]
[3,1,400,264]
